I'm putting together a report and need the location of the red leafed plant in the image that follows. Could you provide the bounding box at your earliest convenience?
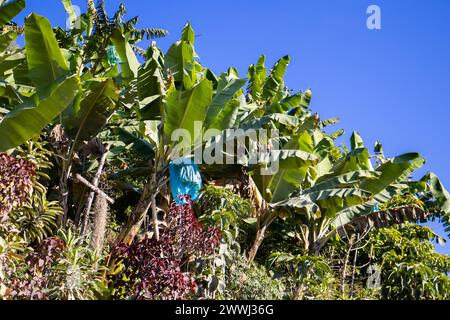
[0,153,36,218]
[112,196,221,300]
[3,237,66,300]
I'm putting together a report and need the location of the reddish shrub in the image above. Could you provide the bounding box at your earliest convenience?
[0,153,36,217]
[112,196,221,300]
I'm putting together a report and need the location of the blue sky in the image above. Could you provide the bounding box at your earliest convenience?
[13,0,450,253]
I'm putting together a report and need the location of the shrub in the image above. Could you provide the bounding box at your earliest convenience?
[2,230,106,300]
[0,153,36,218]
[111,197,221,300]
[222,254,285,300]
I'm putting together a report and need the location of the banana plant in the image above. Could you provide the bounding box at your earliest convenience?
[58,0,168,78]
[245,126,343,261]
[44,1,165,228]
[115,24,320,245]
[0,3,152,228]
[115,23,217,244]
[271,132,449,256]
[0,13,80,152]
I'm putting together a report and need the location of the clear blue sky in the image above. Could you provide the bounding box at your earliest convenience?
[13,0,450,253]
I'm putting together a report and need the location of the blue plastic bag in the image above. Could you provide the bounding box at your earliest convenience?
[372,203,380,213]
[106,45,120,65]
[169,157,203,204]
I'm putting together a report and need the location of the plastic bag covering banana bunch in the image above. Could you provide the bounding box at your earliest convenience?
[169,157,203,204]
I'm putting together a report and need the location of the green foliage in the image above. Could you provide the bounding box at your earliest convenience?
[44,229,107,300]
[8,192,61,244]
[0,0,25,26]
[194,186,252,298]
[0,143,103,300]
[379,193,424,211]
[2,229,106,300]
[25,13,70,89]
[164,78,213,147]
[1,0,450,301]
[64,79,119,142]
[204,68,246,130]
[110,28,140,81]
[0,75,80,152]
[164,22,200,90]
[8,141,61,243]
[222,253,285,300]
[198,185,252,245]
[268,252,339,300]
[364,224,450,300]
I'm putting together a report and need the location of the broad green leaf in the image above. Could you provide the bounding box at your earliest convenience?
[271,196,319,215]
[205,68,218,88]
[65,79,119,141]
[350,131,364,150]
[164,23,199,89]
[164,78,213,145]
[262,55,289,102]
[85,0,95,37]
[296,114,320,134]
[330,129,345,140]
[181,22,195,43]
[240,113,302,131]
[111,28,140,80]
[137,46,165,120]
[421,172,450,221]
[313,135,335,159]
[271,113,303,129]
[110,126,155,160]
[209,99,241,131]
[374,140,384,155]
[0,0,25,26]
[298,89,312,111]
[0,31,17,53]
[304,187,373,209]
[205,73,247,128]
[328,148,374,176]
[0,50,25,75]
[256,146,318,202]
[0,75,80,151]
[274,149,319,170]
[0,79,21,102]
[266,165,308,203]
[331,202,377,228]
[361,153,425,195]
[247,54,266,101]
[25,13,69,89]
[307,170,381,195]
[316,156,333,177]
[320,118,340,129]
[270,92,302,114]
[284,93,303,108]
[61,0,78,30]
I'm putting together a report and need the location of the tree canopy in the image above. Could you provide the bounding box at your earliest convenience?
[0,0,449,300]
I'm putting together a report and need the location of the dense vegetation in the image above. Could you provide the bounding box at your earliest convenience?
[1,0,449,300]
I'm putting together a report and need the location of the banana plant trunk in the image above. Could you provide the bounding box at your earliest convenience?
[115,175,154,245]
[293,283,306,300]
[246,176,273,263]
[115,111,169,245]
[115,166,169,245]
[247,224,268,263]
